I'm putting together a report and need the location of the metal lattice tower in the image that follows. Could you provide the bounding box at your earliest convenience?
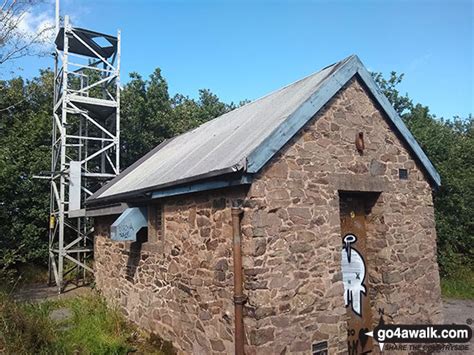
[48,15,121,292]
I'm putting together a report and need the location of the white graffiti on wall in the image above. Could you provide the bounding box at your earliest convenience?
[341,234,366,317]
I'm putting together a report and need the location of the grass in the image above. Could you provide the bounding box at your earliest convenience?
[441,268,474,300]
[0,291,175,355]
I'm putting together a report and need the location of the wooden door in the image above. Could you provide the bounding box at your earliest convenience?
[340,194,373,354]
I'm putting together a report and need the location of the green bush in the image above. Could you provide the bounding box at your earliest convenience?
[374,72,473,277]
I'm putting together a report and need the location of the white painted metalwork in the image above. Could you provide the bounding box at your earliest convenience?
[48,14,121,292]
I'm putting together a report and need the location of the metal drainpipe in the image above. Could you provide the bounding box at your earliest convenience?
[231,206,246,355]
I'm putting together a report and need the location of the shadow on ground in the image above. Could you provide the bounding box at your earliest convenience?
[12,283,93,302]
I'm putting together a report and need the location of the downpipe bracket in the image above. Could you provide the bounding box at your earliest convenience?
[233,294,248,305]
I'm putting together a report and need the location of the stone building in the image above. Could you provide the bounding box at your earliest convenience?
[87,55,443,354]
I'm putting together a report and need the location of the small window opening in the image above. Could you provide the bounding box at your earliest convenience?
[312,341,328,355]
[399,168,408,180]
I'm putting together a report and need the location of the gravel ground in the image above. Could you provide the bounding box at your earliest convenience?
[443,299,473,353]
[443,299,474,325]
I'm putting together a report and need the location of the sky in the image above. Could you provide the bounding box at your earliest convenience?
[5,0,473,119]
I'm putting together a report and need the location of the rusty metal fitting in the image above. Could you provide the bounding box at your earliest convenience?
[231,206,243,216]
[233,295,248,305]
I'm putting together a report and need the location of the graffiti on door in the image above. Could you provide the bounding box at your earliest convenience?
[341,233,367,317]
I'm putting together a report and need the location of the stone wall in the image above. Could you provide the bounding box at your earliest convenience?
[95,188,250,354]
[240,77,443,354]
[94,77,443,354]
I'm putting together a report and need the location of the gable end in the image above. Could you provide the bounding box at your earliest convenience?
[246,55,440,187]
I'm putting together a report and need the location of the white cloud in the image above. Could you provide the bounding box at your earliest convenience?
[17,10,55,44]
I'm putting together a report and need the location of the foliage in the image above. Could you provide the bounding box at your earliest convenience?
[374,72,473,276]
[372,71,413,116]
[0,244,26,284]
[120,69,237,167]
[0,291,173,354]
[0,68,236,278]
[407,109,473,277]
[0,71,52,279]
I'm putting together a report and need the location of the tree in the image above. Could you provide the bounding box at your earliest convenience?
[371,71,413,116]
[406,108,473,276]
[0,70,52,280]
[374,72,474,276]
[120,69,237,168]
[0,0,53,66]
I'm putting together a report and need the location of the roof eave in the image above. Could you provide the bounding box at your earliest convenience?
[88,54,441,208]
[87,159,248,206]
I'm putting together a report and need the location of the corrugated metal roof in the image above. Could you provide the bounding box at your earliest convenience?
[89,54,440,204]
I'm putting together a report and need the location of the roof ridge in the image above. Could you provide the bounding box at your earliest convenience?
[88,54,440,205]
[170,55,353,137]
